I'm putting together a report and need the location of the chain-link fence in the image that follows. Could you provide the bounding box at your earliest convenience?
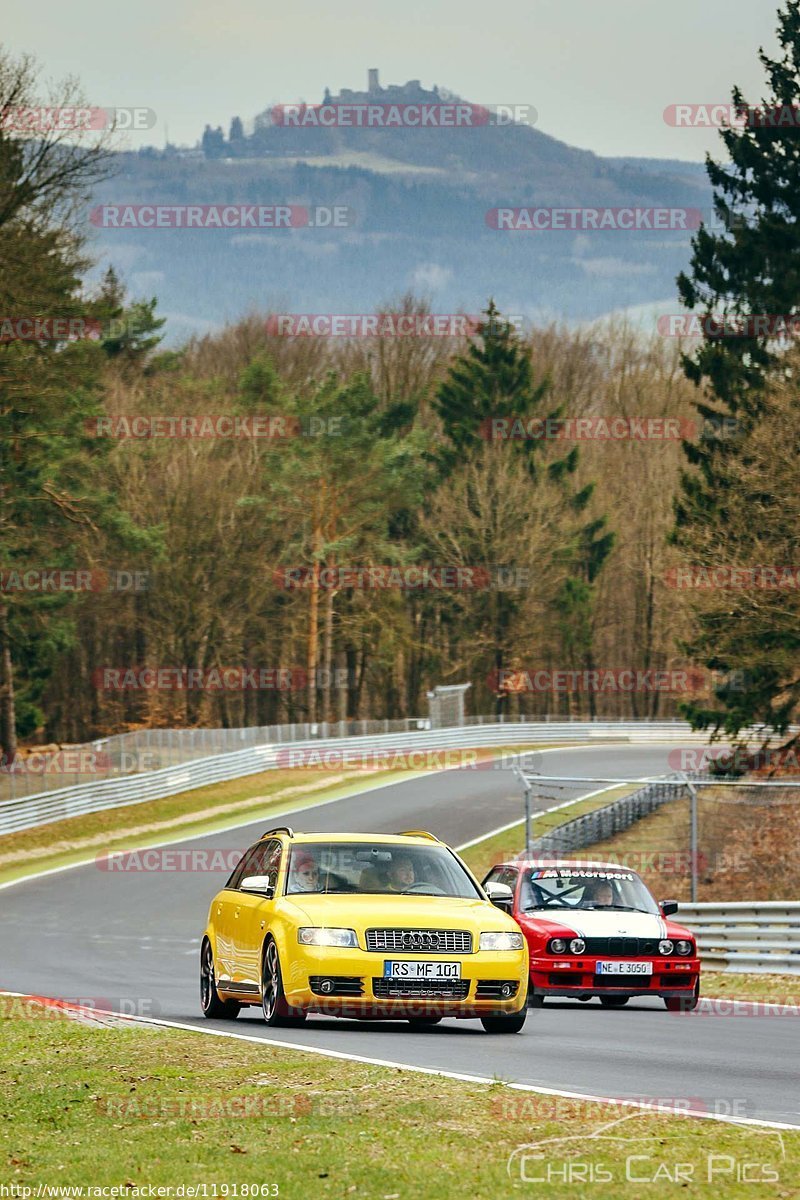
[515,771,800,905]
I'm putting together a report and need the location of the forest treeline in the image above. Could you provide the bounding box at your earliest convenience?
[0,293,728,743]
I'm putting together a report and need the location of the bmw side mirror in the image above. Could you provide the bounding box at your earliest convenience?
[660,899,679,916]
[485,881,514,911]
[241,875,275,897]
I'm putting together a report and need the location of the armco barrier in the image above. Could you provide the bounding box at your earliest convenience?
[0,720,759,837]
[677,902,800,976]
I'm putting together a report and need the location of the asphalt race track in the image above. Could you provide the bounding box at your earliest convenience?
[1,744,798,1127]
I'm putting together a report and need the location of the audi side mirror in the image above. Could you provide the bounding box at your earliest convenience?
[660,899,679,916]
[240,875,275,897]
[485,881,514,911]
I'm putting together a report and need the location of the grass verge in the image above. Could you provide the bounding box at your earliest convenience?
[700,972,800,1005]
[1,1000,796,1196]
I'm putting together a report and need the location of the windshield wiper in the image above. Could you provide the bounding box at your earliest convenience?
[522,903,575,911]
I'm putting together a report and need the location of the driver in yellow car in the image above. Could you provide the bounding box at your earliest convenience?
[386,854,415,892]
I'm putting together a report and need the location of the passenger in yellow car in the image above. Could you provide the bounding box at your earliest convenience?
[289,851,321,893]
[386,854,415,892]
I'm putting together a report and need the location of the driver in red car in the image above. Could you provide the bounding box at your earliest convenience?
[582,880,614,907]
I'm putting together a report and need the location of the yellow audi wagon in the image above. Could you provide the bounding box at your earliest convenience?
[201,828,529,1033]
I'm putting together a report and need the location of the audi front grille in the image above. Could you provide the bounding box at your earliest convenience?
[366,929,473,953]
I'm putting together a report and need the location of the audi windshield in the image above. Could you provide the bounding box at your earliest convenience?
[284,842,482,898]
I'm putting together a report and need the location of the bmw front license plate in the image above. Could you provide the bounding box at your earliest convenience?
[596,961,652,975]
[383,961,461,980]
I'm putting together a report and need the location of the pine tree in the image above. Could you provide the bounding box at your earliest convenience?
[432,303,613,711]
[0,53,150,757]
[673,1,800,744]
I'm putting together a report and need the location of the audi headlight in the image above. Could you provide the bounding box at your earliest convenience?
[569,938,585,954]
[480,931,524,951]
[549,938,568,954]
[675,939,694,956]
[659,939,674,956]
[298,927,358,948]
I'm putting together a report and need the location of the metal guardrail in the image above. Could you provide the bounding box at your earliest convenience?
[678,902,800,977]
[0,720,721,836]
[0,714,707,803]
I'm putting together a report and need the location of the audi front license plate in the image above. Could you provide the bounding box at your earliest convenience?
[383,961,462,980]
[596,961,653,975]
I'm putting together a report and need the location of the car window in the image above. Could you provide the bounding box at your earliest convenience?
[284,842,483,898]
[483,866,518,893]
[227,839,280,890]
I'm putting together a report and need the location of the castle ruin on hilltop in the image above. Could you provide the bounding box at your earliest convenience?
[323,69,441,106]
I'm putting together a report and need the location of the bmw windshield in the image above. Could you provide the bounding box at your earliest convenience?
[285,842,482,898]
[520,867,660,915]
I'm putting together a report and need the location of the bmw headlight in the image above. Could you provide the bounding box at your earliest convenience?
[569,938,585,954]
[298,927,358,948]
[549,938,568,954]
[659,939,674,956]
[479,931,524,951]
[675,939,694,956]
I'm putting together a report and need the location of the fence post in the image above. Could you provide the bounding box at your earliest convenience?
[683,774,699,903]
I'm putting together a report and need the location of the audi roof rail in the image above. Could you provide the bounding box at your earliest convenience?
[395,830,440,841]
[261,826,294,839]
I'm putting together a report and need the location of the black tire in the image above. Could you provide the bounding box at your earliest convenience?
[665,981,700,1013]
[261,937,307,1027]
[407,1016,442,1029]
[200,939,240,1020]
[529,994,545,1008]
[480,1007,528,1034]
[599,995,630,1008]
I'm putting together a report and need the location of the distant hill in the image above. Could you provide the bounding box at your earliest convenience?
[86,72,712,342]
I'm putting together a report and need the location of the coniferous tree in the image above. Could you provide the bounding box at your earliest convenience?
[674,1,800,744]
[433,303,613,711]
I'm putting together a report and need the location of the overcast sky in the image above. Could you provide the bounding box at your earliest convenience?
[5,0,782,160]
